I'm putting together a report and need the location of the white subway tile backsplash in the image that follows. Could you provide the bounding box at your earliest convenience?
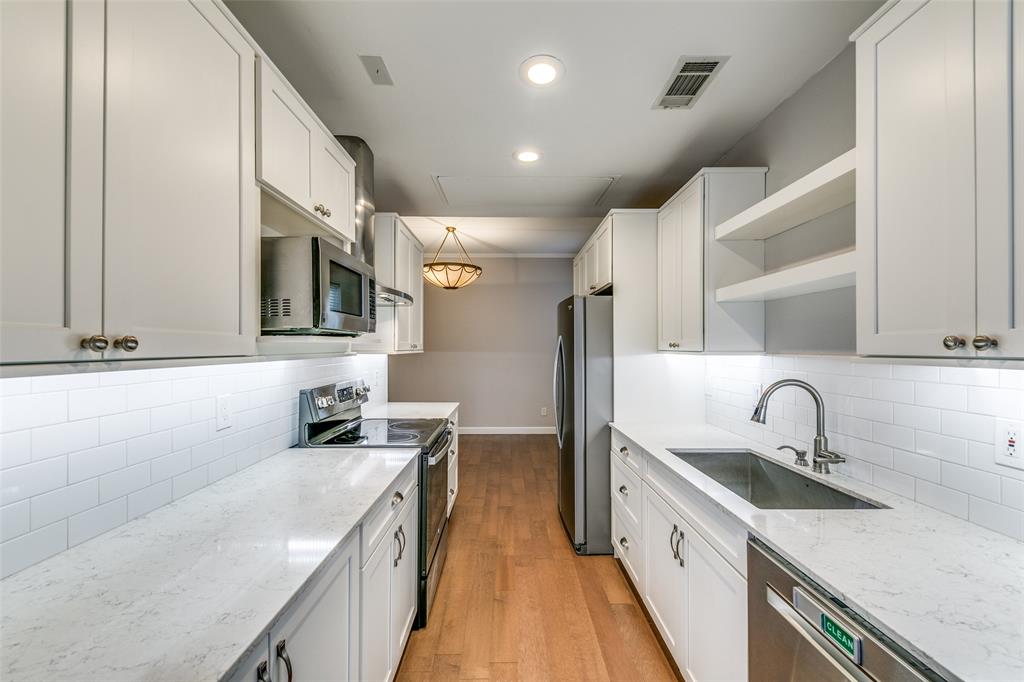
[127,480,173,520]
[940,462,1001,502]
[915,431,968,465]
[1,458,68,506]
[915,480,969,519]
[31,419,100,461]
[68,443,126,483]
[31,479,99,529]
[99,409,150,445]
[0,430,32,470]
[0,521,67,578]
[1,392,68,433]
[67,386,127,420]
[705,355,1024,541]
[69,498,127,547]
[0,354,386,576]
[0,501,30,542]
[99,463,151,503]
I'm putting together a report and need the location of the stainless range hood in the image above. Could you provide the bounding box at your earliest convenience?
[335,135,415,308]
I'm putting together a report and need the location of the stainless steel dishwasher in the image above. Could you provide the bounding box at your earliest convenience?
[747,539,946,682]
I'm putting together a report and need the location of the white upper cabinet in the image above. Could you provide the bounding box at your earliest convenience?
[976,0,1024,357]
[1,0,102,363]
[103,0,257,359]
[657,169,766,353]
[577,217,613,295]
[658,179,704,351]
[855,0,977,357]
[595,217,613,291]
[2,0,256,363]
[258,60,356,243]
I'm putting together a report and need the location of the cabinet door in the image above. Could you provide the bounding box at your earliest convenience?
[584,242,599,293]
[103,0,256,359]
[312,136,356,243]
[391,488,419,669]
[362,513,399,681]
[976,0,1024,358]
[684,523,747,682]
[258,60,314,212]
[1,0,103,363]
[659,181,705,352]
[641,485,687,667]
[595,218,613,290]
[394,227,413,351]
[856,0,977,357]
[271,535,360,682]
[409,239,425,351]
[572,257,583,296]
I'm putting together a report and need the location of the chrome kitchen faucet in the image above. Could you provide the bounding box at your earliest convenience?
[751,379,847,474]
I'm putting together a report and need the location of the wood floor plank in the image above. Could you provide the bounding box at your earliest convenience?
[396,435,678,682]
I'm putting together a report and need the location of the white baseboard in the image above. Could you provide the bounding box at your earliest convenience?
[458,426,556,435]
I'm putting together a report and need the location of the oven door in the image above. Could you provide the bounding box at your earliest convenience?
[315,238,376,335]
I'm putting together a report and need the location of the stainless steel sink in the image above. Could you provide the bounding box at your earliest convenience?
[669,449,886,510]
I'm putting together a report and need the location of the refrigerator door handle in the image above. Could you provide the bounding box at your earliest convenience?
[553,335,565,448]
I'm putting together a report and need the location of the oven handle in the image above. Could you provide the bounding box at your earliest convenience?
[426,428,454,466]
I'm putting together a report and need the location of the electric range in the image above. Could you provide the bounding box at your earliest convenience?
[297,379,454,629]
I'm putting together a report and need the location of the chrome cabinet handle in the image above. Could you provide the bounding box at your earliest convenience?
[619,446,629,457]
[450,449,455,457]
[942,335,966,350]
[256,661,270,682]
[313,203,326,215]
[391,491,404,508]
[618,536,629,550]
[668,341,680,349]
[79,335,109,352]
[449,488,455,495]
[618,484,628,496]
[973,335,999,351]
[325,207,332,217]
[113,335,139,352]
[394,525,404,567]
[669,524,678,560]
[275,639,293,682]
[675,528,685,567]
[411,343,419,349]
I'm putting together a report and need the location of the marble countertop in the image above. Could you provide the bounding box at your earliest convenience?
[611,421,1024,682]
[0,445,421,681]
[362,402,460,420]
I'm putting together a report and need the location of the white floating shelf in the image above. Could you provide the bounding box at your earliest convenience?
[715,251,856,302]
[715,149,856,241]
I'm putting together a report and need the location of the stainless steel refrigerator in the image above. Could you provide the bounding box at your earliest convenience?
[553,295,612,555]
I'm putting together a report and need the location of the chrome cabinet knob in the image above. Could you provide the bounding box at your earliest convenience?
[313,203,326,215]
[79,335,109,352]
[391,491,404,508]
[618,484,628,496]
[942,335,966,350]
[619,446,629,457]
[325,207,332,217]
[113,335,139,352]
[972,335,999,351]
[618,536,629,550]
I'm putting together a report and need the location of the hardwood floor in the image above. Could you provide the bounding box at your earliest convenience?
[397,435,678,682]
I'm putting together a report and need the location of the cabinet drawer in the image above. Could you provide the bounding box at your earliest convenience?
[361,460,418,566]
[611,430,644,476]
[611,454,642,533]
[646,456,748,577]
[612,508,643,592]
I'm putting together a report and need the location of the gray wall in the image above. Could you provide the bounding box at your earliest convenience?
[388,257,571,430]
[715,44,858,354]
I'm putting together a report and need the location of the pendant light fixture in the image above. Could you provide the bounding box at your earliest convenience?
[422,226,483,290]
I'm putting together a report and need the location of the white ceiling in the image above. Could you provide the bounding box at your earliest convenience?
[226,0,880,253]
[402,216,598,258]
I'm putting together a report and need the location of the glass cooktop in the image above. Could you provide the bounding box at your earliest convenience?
[318,418,446,448]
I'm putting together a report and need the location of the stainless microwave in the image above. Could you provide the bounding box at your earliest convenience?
[261,236,376,336]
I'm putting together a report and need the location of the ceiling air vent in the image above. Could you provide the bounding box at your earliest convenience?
[358,55,394,86]
[653,56,728,110]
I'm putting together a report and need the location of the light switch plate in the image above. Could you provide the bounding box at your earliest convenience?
[215,394,233,431]
[994,419,1024,470]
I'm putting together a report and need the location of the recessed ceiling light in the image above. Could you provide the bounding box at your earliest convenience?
[520,55,564,87]
[515,150,541,163]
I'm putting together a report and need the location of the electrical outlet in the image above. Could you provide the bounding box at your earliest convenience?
[995,419,1024,470]
[540,407,548,417]
[215,394,233,431]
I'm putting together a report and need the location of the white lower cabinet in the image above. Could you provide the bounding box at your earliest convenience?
[641,484,688,663]
[612,432,749,681]
[361,487,420,682]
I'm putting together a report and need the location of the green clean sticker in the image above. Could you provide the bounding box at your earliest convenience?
[821,613,856,658]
